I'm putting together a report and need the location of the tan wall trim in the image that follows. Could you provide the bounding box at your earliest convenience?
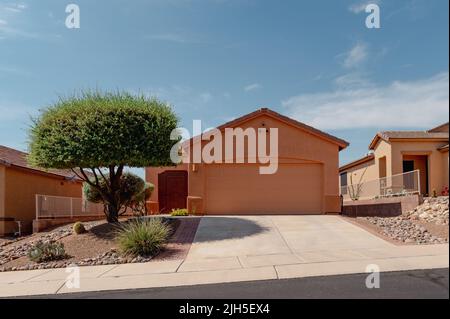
[400,151,433,155]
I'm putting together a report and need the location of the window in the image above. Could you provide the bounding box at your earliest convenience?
[340,172,348,195]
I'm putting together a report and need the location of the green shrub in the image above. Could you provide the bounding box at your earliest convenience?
[83,172,145,205]
[73,222,86,234]
[116,219,171,257]
[170,209,189,216]
[28,241,67,263]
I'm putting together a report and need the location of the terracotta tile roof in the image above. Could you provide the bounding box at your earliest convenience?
[0,145,81,180]
[428,122,449,133]
[369,131,449,150]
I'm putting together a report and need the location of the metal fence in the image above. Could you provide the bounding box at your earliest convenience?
[340,170,421,202]
[35,194,105,220]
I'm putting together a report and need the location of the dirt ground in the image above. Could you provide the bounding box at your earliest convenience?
[1,218,192,270]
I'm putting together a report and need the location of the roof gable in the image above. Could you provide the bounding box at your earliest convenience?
[212,108,349,150]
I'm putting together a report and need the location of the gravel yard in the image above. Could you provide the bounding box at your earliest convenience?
[0,217,186,272]
[355,197,449,245]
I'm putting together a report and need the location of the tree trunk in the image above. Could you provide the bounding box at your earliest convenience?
[106,203,120,223]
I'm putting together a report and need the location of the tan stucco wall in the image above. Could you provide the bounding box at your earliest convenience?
[341,159,377,187]
[0,165,5,218]
[147,113,344,214]
[442,150,449,190]
[3,167,82,233]
[390,140,448,195]
[373,140,393,176]
[341,140,393,186]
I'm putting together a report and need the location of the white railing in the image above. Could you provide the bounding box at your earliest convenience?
[35,194,105,220]
[340,170,421,202]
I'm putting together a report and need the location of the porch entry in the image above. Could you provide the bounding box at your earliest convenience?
[158,171,188,213]
[403,155,428,195]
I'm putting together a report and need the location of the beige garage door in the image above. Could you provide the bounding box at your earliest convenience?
[205,163,324,215]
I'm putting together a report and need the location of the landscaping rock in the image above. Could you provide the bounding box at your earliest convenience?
[361,196,449,245]
[403,197,449,225]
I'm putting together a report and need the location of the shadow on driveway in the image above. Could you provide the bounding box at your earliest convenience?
[191,216,269,242]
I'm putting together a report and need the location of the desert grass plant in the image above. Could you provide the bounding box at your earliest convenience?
[116,218,171,257]
[28,241,67,263]
[170,208,189,216]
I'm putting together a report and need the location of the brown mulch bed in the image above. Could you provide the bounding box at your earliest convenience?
[154,217,200,261]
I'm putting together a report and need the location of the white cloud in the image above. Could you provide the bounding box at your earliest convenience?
[0,65,32,77]
[282,72,449,130]
[1,3,27,13]
[0,101,35,122]
[244,83,262,92]
[199,92,213,103]
[343,43,368,68]
[349,0,380,14]
[137,85,215,111]
[334,72,372,89]
[145,33,189,43]
[0,2,32,39]
[144,32,206,44]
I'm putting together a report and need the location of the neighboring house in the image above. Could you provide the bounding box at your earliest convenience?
[339,123,449,198]
[146,108,349,215]
[0,145,82,236]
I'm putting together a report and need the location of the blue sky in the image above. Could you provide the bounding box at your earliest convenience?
[0,0,449,175]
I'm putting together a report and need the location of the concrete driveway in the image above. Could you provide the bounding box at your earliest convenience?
[182,215,415,270]
[1,215,448,297]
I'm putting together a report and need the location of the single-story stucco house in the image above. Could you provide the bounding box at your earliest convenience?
[339,122,449,198]
[146,108,349,215]
[0,145,82,236]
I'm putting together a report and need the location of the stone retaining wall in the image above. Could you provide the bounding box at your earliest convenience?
[342,195,423,217]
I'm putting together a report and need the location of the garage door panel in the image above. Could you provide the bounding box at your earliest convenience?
[205,164,323,214]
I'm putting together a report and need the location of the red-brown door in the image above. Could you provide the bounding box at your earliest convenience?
[158,171,188,213]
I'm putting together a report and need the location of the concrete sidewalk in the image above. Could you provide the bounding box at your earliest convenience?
[0,216,448,297]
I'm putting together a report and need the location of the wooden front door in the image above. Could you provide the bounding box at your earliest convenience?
[158,171,188,213]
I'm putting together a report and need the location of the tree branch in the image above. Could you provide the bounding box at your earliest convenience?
[90,168,100,186]
[70,168,85,182]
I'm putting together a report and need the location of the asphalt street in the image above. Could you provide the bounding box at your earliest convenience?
[29,268,449,299]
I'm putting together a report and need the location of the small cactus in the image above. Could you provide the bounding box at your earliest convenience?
[28,240,67,263]
[73,222,86,234]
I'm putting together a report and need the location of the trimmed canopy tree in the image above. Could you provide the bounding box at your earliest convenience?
[28,91,178,223]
